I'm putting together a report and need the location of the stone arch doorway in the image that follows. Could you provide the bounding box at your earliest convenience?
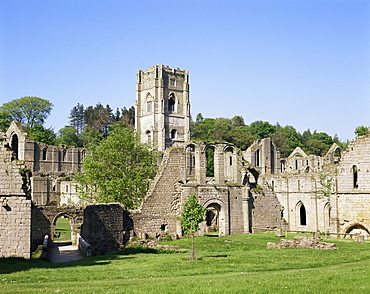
[205,203,221,233]
[51,211,82,245]
[53,213,72,242]
[345,224,370,237]
[202,199,228,236]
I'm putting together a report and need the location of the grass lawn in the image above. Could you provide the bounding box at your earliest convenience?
[1,232,370,293]
[54,218,71,242]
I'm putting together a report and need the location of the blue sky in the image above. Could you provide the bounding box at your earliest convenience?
[1,0,369,141]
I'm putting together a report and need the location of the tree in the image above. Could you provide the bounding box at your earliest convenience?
[74,122,158,209]
[26,124,56,145]
[355,125,369,137]
[0,97,53,128]
[56,127,81,147]
[180,194,206,261]
[68,103,85,134]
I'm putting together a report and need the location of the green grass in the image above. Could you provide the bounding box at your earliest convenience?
[1,232,370,293]
[54,218,71,241]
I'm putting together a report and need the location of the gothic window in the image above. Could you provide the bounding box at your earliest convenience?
[298,202,307,226]
[11,134,19,159]
[146,93,153,113]
[255,149,260,167]
[171,129,177,139]
[146,130,151,144]
[206,146,215,177]
[295,159,298,170]
[353,165,358,188]
[168,93,175,112]
[186,144,195,177]
[66,185,69,193]
[62,149,67,161]
[42,148,47,160]
[147,100,152,113]
[324,203,331,229]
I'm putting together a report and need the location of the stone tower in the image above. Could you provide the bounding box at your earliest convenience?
[135,65,190,151]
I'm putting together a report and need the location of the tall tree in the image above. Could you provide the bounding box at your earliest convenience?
[68,103,85,134]
[181,194,206,261]
[74,122,158,209]
[0,97,53,128]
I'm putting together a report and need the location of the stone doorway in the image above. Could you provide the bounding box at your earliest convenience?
[205,203,221,234]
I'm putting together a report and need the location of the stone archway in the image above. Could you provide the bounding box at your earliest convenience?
[205,203,221,233]
[345,223,370,237]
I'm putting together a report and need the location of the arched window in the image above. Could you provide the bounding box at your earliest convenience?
[146,130,151,144]
[324,203,331,229]
[299,203,307,226]
[255,149,260,167]
[206,146,215,177]
[11,134,19,159]
[42,148,47,160]
[168,93,175,112]
[353,165,358,188]
[62,149,67,161]
[171,129,177,139]
[66,185,69,193]
[186,145,195,177]
[146,93,153,113]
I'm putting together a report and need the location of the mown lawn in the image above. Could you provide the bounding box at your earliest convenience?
[1,232,370,293]
[54,218,71,242]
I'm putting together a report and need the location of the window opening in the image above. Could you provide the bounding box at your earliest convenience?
[353,165,358,188]
[206,147,215,177]
[11,134,19,159]
[299,203,307,226]
[42,148,47,160]
[171,129,177,139]
[168,94,175,112]
[255,149,260,167]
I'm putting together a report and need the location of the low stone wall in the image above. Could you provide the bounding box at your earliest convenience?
[267,236,338,250]
[0,196,32,258]
[81,204,133,256]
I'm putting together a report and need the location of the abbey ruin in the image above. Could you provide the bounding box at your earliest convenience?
[1,65,369,258]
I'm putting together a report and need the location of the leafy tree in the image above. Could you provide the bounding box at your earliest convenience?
[0,97,53,128]
[56,127,81,147]
[80,126,104,148]
[26,124,56,145]
[355,125,369,137]
[0,110,11,131]
[249,121,276,139]
[121,106,135,127]
[74,122,158,209]
[231,115,245,127]
[180,194,206,261]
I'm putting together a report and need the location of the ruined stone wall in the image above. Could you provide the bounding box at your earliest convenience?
[336,136,370,234]
[81,204,132,256]
[263,172,334,233]
[0,196,31,258]
[250,183,283,232]
[133,147,186,238]
[31,206,84,251]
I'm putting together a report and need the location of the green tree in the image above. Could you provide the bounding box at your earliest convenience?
[56,127,81,147]
[180,194,206,261]
[0,97,53,128]
[355,125,369,137]
[68,103,85,134]
[26,124,56,145]
[249,120,276,139]
[74,122,158,209]
[0,110,11,131]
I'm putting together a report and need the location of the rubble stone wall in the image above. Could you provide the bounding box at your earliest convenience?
[0,196,31,258]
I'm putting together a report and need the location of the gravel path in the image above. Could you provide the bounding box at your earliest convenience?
[48,242,84,263]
